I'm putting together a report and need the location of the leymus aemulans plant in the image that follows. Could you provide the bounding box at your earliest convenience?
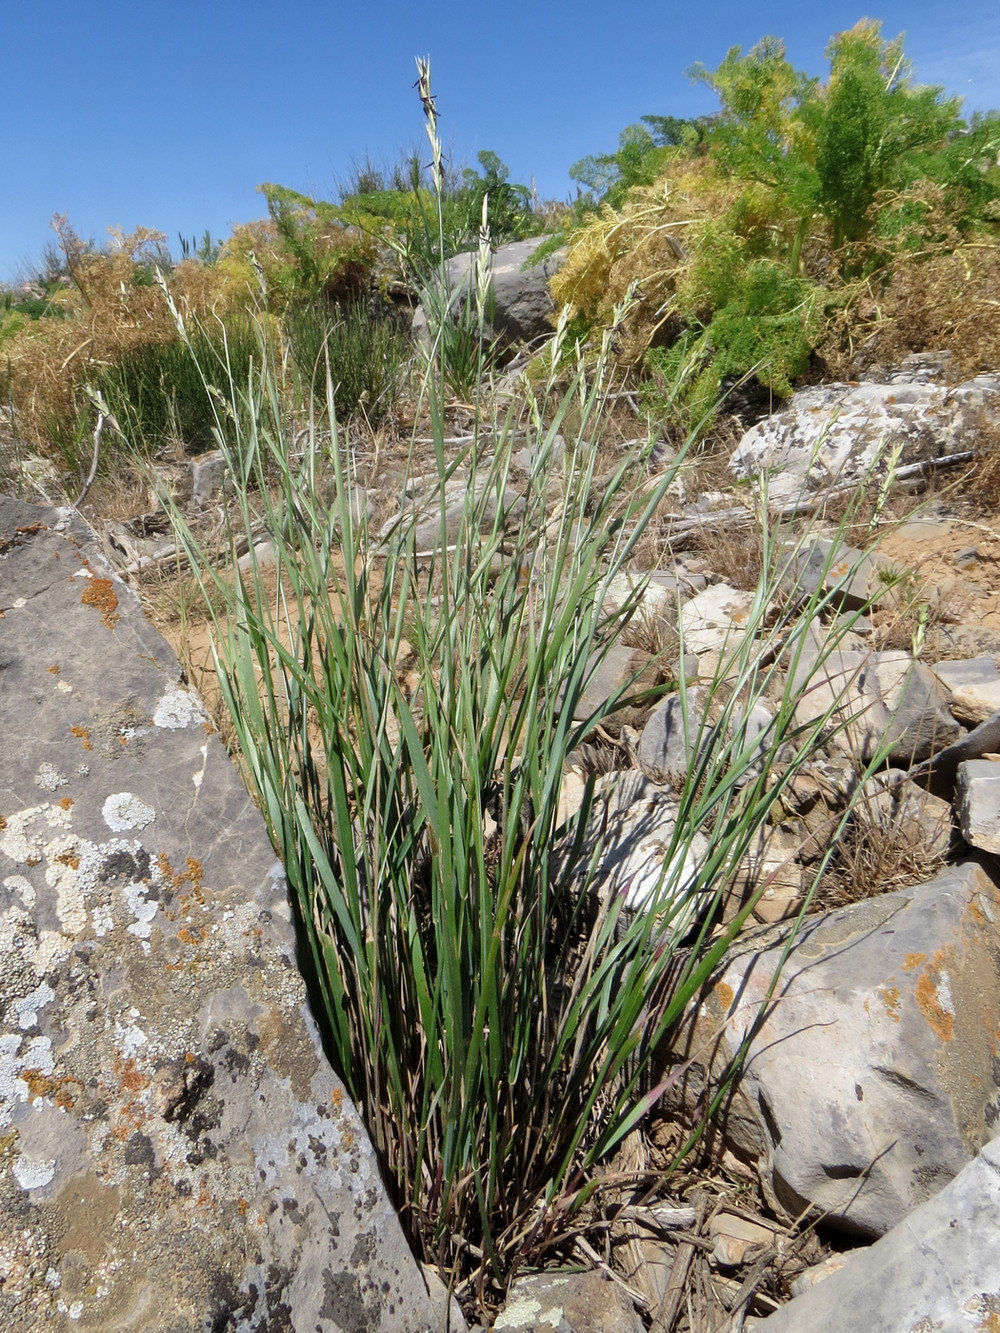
[160,63,903,1316]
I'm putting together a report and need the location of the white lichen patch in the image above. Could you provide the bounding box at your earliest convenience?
[43,838,88,938]
[0,803,72,864]
[114,1020,147,1059]
[12,983,55,1031]
[91,906,114,938]
[12,1155,56,1191]
[4,875,36,910]
[102,793,155,833]
[0,1032,55,1129]
[493,1296,564,1329]
[56,680,73,694]
[153,685,207,730]
[34,763,68,792]
[123,884,157,939]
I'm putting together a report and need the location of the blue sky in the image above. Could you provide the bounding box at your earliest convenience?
[3,1,998,282]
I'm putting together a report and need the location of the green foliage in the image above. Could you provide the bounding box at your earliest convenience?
[817,23,964,253]
[177,230,222,265]
[570,124,672,210]
[284,298,410,424]
[94,314,262,455]
[691,21,968,264]
[337,146,543,278]
[560,20,999,408]
[641,252,816,437]
[236,183,380,309]
[152,62,902,1325]
[460,149,537,243]
[164,305,892,1317]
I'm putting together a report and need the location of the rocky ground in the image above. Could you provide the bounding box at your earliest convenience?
[6,350,1000,1331]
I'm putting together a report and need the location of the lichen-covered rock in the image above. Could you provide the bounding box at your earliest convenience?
[0,498,456,1332]
[668,861,1000,1239]
[729,372,1000,504]
[493,1270,644,1333]
[754,1133,1000,1332]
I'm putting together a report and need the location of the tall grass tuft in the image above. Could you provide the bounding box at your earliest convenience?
[284,297,410,424]
[161,62,894,1320]
[95,313,262,455]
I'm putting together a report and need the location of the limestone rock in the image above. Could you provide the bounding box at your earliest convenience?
[790,642,888,762]
[0,497,454,1333]
[380,465,523,553]
[872,651,960,765]
[754,1133,1000,1332]
[708,1212,782,1269]
[494,1270,643,1333]
[562,771,710,936]
[791,638,958,765]
[907,705,1000,799]
[411,235,566,353]
[937,659,1000,726]
[678,583,756,656]
[779,536,882,611]
[729,373,1000,504]
[572,645,663,724]
[955,759,1000,853]
[669,862,1000,1238]
[636,690,703,783]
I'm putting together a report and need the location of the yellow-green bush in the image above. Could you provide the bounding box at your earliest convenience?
[3,224,228,454]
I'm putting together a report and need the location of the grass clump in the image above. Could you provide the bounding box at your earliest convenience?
[284,297,411,425]
[157,65,898,1324]
[94,312,264,456]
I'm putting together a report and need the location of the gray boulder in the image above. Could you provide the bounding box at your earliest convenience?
[669,861,1000,1238]
[412,235,566,352]
[955,759,1000,854]
[790,637,958,765]
[730,372,1000,504]
[561,771,710,937]
[0,497,455,1332]
[754,1132,1000,1332]
[636,690,704,783]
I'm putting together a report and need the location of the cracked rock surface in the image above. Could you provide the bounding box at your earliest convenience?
[0,497,452,1332]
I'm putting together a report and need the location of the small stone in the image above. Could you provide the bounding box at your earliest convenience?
[955,759,1000,853]
[678,583,756,656]
[708,1212,779,1268]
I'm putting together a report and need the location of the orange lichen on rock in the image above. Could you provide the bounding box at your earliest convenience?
[878,984,902,1022]
[914,951,955,1041]
[714,981,735,1014]
[70,725,93,750]
[80,576,120,629]
[902,952,927,972]
[22,1070,84,1110]
[156,853,206,903]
